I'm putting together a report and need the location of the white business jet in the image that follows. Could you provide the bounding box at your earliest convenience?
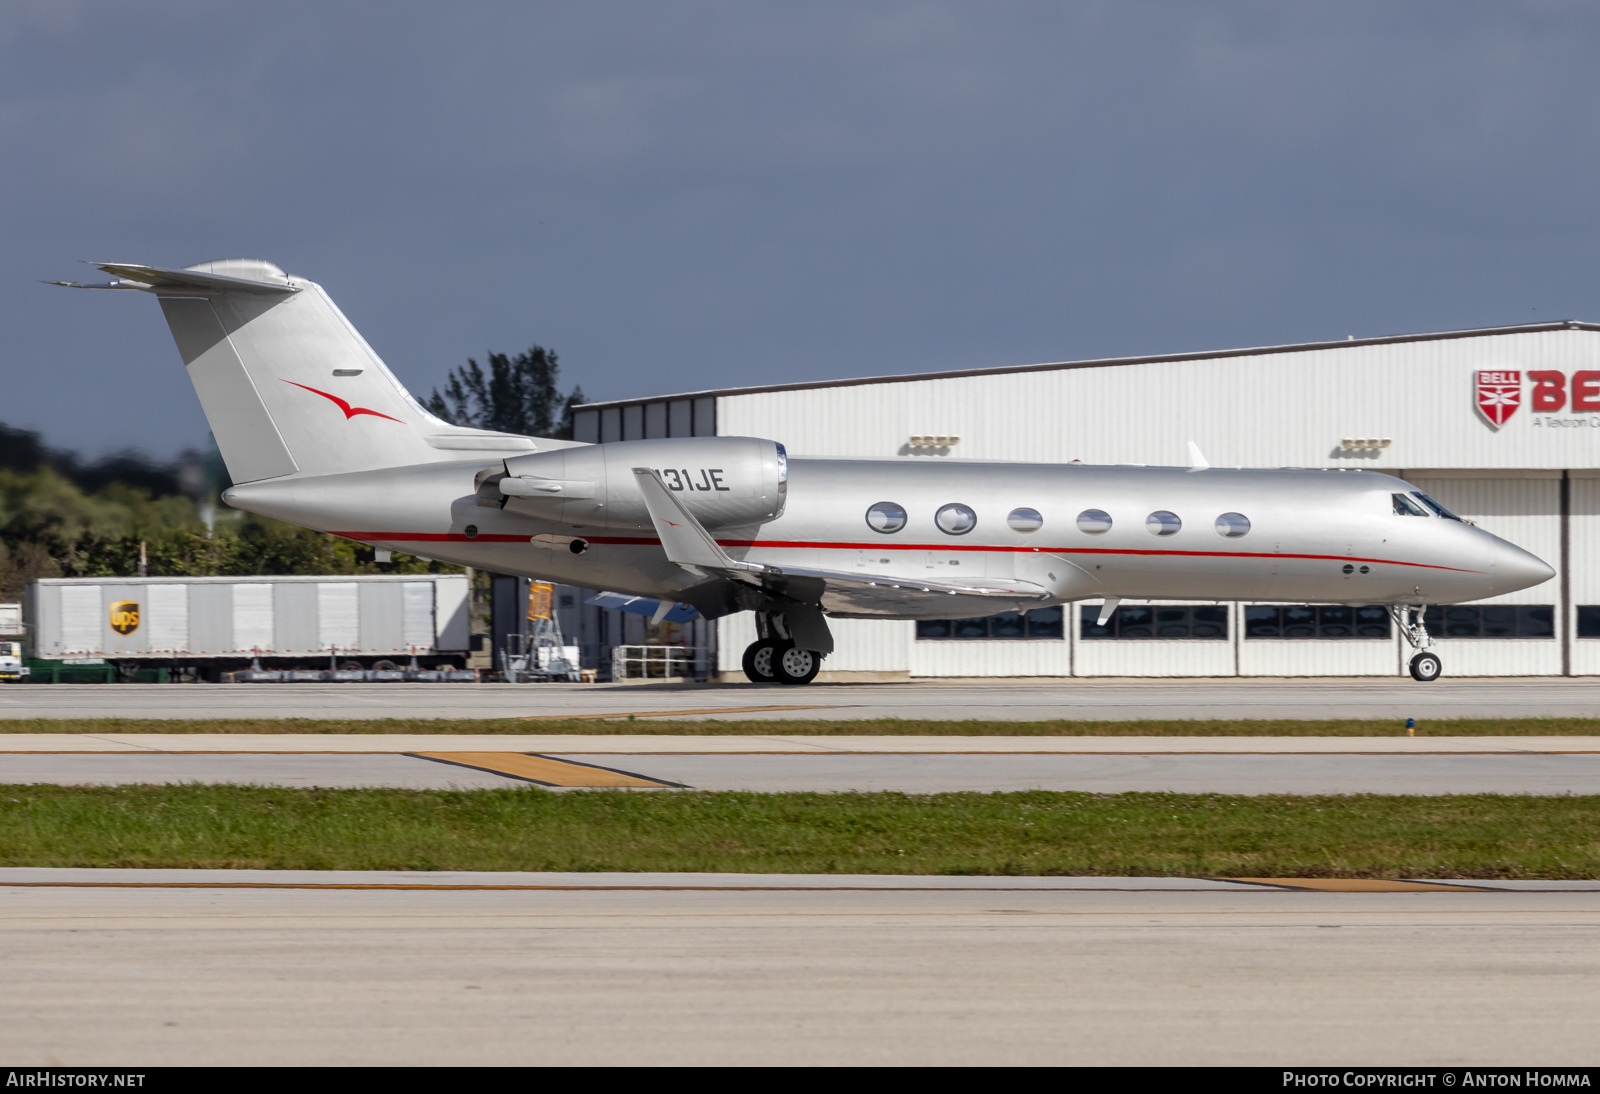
[55,260,1555,684]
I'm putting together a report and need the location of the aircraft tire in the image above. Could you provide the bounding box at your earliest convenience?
[742,639,780,684]
[772,642,822,686]
[1409,652,1443,682]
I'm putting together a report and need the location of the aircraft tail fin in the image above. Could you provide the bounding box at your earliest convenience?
[61,260,560,484]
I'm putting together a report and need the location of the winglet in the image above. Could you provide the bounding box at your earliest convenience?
[1096,597,1122,626]
[632,467,760,576]
[1187,441,1210,472]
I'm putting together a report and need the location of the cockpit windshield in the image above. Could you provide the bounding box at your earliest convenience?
[1412,492,1464,521]
[1392,493,1429,517]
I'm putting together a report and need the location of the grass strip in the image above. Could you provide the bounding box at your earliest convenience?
[1,716,1600,736]
[0,784,1595,878]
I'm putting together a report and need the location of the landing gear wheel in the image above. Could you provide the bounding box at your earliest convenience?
[742,639,779,683]
[772,642,822,686]
[1409,652,1443,682]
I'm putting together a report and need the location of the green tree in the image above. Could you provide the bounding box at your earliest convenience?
[425,345,585,439]
[0,422,466,593]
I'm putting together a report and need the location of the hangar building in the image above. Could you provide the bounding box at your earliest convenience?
[572,321,1600,679]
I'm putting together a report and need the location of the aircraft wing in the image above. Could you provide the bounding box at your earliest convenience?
[632,467,1050,617]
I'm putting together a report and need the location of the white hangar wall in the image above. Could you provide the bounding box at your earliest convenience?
[576,322,1600,679]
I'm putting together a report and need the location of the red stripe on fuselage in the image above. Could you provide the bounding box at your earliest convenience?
[328,532,1481,573]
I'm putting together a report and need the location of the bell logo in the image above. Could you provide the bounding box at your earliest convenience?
[1475,370,1521,428]
[109,601,140,636]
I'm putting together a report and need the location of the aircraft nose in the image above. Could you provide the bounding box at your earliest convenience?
[1492,540,1556,595]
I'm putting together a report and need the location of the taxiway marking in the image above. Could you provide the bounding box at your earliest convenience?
[0,877,1571,892]
[519,705,846,721]
[1223,878,1500,892]
[408,751,680,787]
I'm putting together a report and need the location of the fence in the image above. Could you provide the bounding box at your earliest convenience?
[609,645,705,682]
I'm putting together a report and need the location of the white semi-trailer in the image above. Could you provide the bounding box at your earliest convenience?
[25,575,471,681]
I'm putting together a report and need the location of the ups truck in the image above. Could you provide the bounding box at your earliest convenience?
[24,575,471,682]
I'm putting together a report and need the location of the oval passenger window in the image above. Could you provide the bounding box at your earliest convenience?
[1007,507,1043,533]
[935,503,977,535]
[1214,512,1250,538]
[1077,509,1112,534]
[1146,511,1182,536]
[865,501,908,534]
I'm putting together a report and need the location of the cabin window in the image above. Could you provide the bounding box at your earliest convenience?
[1413,493,1465,522]
[1392,493,1429,517]
[935,503,977,536]
[1076,509,1112,534]
[1145,510,1182,536]
[916,607,1064,640]
[1007,508,1044,533]
[1080,605,1227,640]
[1246,605,1390,639]
[1214,512,1250,538]
[1423,604,1553,638]
[865,501,908,534]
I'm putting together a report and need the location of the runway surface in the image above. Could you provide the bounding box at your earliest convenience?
[1,869,1595,1065]
[5,676,1600,721]
[8,748,1600,794]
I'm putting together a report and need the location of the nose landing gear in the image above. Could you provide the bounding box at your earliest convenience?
[1389,605,1442,682]
[1408,651,1442,682]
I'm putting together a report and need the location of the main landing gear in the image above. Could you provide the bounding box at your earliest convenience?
[742,639,822,685]
[741,610,827,685]
[1389,605,1442,682]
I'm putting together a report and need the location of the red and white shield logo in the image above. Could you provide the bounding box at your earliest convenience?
[1475,370,1521,428]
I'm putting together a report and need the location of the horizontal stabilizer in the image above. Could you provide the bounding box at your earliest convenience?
[49,262,299,297]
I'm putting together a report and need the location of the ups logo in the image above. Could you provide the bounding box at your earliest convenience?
[109,600,140,636]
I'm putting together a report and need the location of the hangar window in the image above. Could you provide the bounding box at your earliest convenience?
[1422,605,1553,638]
[916,607,1064,640]
[1413,493,1465,522]
[1080,605,1227,640]
[1245,605,1390,639]
[1393,493,1429,517]
[935,503,977,536]
[865,501,908,534]
[1576,606,1600,637]
[1007,508,1044,533]
[1215,512,1250,538]
[1145,510,1182,536]
[1076,509,1112,534]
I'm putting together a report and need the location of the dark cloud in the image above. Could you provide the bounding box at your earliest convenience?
[4,1,1598,456]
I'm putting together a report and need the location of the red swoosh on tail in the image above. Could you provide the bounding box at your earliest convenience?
[283,381,403,423]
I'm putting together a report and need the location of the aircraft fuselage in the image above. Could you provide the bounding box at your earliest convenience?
[226,456,1552,616]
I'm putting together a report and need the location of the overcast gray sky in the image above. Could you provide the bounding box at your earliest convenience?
[4,1,1598,458]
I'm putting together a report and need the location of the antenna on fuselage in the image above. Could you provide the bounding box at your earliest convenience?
[1186,441,1210,472]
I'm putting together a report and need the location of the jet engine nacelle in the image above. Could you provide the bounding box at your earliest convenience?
[494,436,788,531]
